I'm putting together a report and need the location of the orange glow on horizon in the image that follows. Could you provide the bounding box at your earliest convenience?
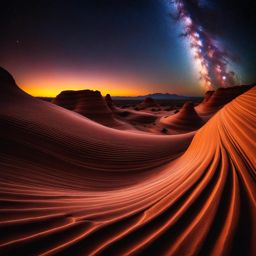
[20,84,144,97]
[10,69,203,97]
[18,75,150,97]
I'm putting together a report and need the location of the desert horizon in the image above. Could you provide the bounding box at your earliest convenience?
[1,0,256,256]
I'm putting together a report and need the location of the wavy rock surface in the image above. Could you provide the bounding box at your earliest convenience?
[0,67,255,256]
[196,85,254,117]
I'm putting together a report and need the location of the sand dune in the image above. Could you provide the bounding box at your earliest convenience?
[0,67,255,255]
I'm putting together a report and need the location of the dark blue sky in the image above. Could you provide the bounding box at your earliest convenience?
[0,0,255,96]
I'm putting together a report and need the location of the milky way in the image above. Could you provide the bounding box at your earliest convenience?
[170,0,236,90]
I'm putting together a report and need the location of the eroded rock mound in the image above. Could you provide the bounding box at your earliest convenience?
[105,93,114,109]
[137,97,160,110]
[161,101,204,132]
[53,89,124,128]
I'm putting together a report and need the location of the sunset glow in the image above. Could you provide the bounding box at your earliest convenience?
[19,76,149,97]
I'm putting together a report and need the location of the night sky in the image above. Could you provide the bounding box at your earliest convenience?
[1,0,255,96]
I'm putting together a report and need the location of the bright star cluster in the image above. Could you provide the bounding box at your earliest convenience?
[170,0,236,90]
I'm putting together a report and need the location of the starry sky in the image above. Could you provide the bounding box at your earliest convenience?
[0,0,255,97]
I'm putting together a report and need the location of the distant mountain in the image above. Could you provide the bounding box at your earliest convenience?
[112,93,202,100]
[37,93,202,102]
[37,97,54,102]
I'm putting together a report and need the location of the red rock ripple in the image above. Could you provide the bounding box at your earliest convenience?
[0,67,255,255]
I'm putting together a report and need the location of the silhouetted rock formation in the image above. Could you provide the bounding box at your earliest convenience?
[0,67,15,84]
[0,67,18,94]
[105,93,114,109]
[53,89,125,128]
[0,67,30,100]
[137,97,160,110]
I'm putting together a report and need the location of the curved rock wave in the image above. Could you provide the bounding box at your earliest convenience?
[196,85,254,117]
[0,67,255,256]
